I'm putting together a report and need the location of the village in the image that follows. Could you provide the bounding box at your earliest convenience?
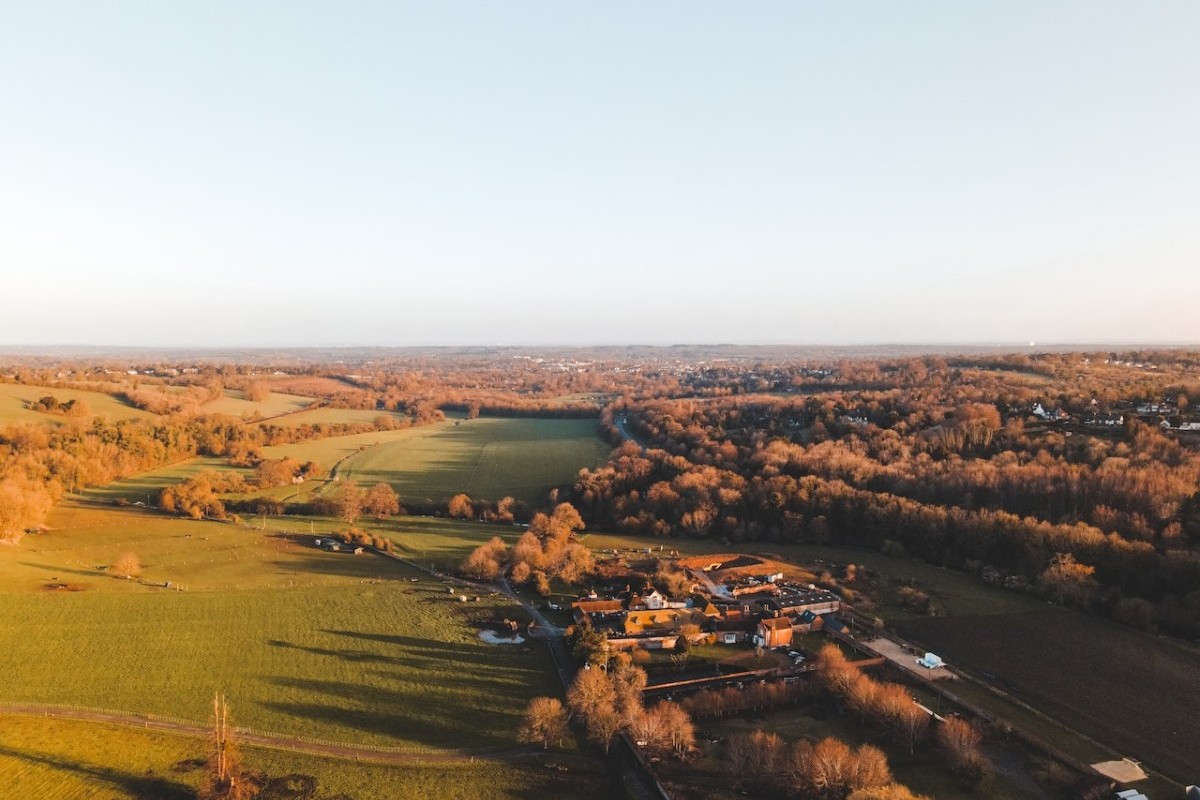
[570,551,846,662]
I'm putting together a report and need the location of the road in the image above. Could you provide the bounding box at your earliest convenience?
[613,415,648,451]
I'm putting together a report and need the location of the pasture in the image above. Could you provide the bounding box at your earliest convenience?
[261,416,609,507]
[200,388,313,419]
[78,457,243,505]
[0,382,153,425]
[0,504,558,750]
[0,716,607,800]
[330,416,611,506]
[256,406,411,428]
[897,610,1200,784]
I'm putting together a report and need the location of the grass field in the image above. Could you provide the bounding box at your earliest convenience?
[0,382,154,425]
[0,504,558,751]
[256,407,410,428]
[332,416,610,506]
[897,610,1200,784]
[200,388,313,419]
[78,457,244,505]
[261,416,610,507]
[0,716,608,800]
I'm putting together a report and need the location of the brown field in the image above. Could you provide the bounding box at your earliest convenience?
[896,609,1200,783]
[0,383,154,425]
[267,376,360,396]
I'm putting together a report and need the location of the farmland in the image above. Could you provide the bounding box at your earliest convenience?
[255,406,409,428]
[79,457,244,505]
[897,610,1200,783]
[0,505,558,751]
[263,415,610,507]
[199,388,313,418]
[0,382,153,424]
[0,716,607,800]
[332,416,610,506]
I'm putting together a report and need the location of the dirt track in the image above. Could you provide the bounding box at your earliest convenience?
[0,704,535,765]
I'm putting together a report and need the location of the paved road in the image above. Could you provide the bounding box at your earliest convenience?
[614,415,648,451]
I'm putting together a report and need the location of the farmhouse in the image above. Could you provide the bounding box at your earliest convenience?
[571,598,624,625]
[761,585,841,618]
[756,616,793,649]
[623,607,707,637]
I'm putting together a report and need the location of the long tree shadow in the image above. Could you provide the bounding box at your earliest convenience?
[0,744,195,799]
[260,676,517,750]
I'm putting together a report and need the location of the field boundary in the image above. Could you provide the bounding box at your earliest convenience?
[0,703,535,765]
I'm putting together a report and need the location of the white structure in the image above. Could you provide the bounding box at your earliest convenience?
[916,652,944,670]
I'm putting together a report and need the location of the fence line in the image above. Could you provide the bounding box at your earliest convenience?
[0,703,436,756]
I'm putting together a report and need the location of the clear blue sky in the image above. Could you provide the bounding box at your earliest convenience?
[2,2,1197,347]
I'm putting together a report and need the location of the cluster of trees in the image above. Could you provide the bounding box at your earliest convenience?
[815,645,931,755]
[311,480,403,524]
[680,680,806,720]
[160,471,250,519]
[724,730,915,800]
[329,527,395,553]
[815,645,987,778]
[254,458,320,489]
[461,503,594,593]
[563,656,695,757]
[573,402,1200,636]
[28,395,92,417]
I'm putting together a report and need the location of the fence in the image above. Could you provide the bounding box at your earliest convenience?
[0,702,442,757]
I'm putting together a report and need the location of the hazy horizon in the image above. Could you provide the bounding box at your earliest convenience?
[4,2,1198,347]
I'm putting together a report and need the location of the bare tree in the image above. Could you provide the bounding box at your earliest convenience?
[201,693,256,800]
[461,536,507,580]
[586,704,622,753]
[112,552,142,580]
[567,667,616,721]
[937,716,989,777]
[518,696,569,749]
[363,482,402,518]
[333,480,364,525]
[447,493,474,519]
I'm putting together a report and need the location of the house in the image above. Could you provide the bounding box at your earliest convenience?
[755,616,793,649]
[793,609,825,633]
[1084,413,1125,427]
[634,588,666,610]
[762,586,841,618]
[624,607,707,637]
[1032,403,1070,422]
[571,599,624,625]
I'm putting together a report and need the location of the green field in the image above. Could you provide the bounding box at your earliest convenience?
[78,457,244,505]
[898,610,1200,785]
[200,388,314,419]
[260,416,610,507]
[331,416,611,506]
[0,504,557,751]
[0,716,607,800]
[256,407,410,428]
[0,382,154,425]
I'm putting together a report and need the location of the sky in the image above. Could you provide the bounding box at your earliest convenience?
[1,2,1198,347]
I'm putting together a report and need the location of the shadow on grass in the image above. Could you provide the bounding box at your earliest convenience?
[17,561,101,580]
[0,744,195,799]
